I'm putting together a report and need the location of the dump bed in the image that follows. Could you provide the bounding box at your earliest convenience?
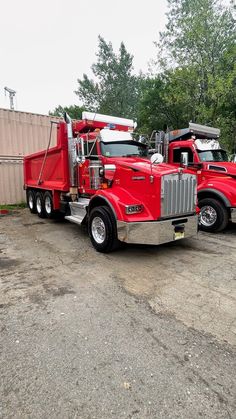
[24,122,70,192]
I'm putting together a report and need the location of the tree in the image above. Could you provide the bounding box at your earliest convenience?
[157,0,235,69]
[144,0,236,150]
[49,105,85,120]
[75,36,142,119]
[138,68,199,133]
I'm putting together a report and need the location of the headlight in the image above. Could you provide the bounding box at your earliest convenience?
[125,204,144,215]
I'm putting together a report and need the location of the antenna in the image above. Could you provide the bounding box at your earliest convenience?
[4,86,16,110]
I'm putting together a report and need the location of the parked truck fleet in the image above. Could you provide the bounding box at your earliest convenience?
[24,112,235,252]
[24,112,198,252]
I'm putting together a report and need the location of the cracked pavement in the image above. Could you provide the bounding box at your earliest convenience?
[0,209,236,418]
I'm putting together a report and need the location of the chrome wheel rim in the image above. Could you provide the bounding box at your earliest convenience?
[91,217,106,244]
[36,197,42,214]
[45,196,52,214]
[29,194,34,210]
[200,205,217,227]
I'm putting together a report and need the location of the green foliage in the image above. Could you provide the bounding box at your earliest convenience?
[139,0,236,151]
[75,36,142,119]
[157,0,235,69]
[49,105,85,120]
[138,68,201,133]
[0,203,27,210]
[50,2,235,152]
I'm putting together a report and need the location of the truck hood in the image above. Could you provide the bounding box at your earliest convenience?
[203,161,236,178]
[111,157,182,176]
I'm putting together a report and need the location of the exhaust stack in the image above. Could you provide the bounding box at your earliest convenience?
[155,130,169,163]
[65,113,77,197]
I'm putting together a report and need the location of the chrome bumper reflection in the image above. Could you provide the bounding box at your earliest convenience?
[230,208,236,223]
[117,215,198,245]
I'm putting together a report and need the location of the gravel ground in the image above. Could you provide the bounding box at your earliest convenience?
[0,209,236,419]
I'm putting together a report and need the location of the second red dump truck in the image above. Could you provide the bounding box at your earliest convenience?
[150,123,236,233]
[24,112,197,252]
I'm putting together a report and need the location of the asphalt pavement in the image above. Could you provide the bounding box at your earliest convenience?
[0,209,236,418]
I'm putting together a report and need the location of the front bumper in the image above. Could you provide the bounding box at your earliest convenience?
[230,208,236,223]
[117,215,198,245]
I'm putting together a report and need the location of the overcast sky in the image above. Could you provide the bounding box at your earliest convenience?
[0,0,168,115]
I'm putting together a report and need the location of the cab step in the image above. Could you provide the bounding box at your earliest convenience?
[65,214,84,225]
[65,198,89,226]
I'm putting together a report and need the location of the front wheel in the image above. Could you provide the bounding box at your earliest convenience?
[198,198,229,232]
[88,206,119,253]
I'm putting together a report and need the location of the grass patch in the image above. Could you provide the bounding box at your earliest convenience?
[0,202,27,210]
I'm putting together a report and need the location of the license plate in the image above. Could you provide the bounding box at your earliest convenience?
[174,231,185,240]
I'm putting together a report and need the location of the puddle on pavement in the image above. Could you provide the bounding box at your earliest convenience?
[0,257,22,270]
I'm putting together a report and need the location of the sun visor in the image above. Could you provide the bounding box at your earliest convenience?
[195,139,221,150]
[100,129,133,142]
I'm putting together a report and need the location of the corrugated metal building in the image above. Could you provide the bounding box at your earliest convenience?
[0,108,60,204]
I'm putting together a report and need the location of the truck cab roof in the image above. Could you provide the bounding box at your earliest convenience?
[72,111,136,135]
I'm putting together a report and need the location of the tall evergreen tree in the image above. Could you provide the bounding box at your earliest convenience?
[75,36,142,119]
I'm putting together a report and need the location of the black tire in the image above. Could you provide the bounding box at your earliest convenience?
[26,189,36,213]
[198,198,229,232]
[88,206,119,253]
[35,191,46,218]
[43,191,55,218]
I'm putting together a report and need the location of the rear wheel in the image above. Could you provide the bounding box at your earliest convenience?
[27,189,36,213]
[35,192,46,218]
[88,206,119,253]
[198,198,229,232]
[43,191,54,218]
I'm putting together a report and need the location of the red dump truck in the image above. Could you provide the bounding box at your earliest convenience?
[150,123,236,233]
[24,112,197,252]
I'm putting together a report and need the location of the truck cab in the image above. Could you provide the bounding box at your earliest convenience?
[165,123,236,232]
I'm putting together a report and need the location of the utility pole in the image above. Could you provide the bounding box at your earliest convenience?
[4,86,16,110]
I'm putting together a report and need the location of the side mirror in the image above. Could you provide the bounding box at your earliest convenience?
[150,153,164,164]
[180,152,189,167]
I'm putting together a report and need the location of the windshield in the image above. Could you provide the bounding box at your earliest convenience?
[101,141,148,158]
[197,149,228,162]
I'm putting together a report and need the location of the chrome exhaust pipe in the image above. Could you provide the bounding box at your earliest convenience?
[65,113,77,188]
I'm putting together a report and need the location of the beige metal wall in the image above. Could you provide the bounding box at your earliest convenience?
[0,108,60,204]
[0,158,24,204]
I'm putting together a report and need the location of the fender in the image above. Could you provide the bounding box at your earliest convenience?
[198,188,230,207]
[88,193,120,220]
[198,175,236,207]
[89,188,151,222]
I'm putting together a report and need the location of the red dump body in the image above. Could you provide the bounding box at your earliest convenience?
[24,124,69,190]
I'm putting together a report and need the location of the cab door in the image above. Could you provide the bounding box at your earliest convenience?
[170,145,203,183]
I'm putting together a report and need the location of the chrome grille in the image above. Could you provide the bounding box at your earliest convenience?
[161,173,196,218]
